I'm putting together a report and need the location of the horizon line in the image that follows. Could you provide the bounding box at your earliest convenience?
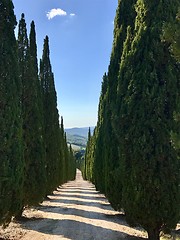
[64,126,95,129]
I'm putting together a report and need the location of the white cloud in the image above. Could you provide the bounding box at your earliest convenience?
[70,13,76,17]
[46,8,67,20]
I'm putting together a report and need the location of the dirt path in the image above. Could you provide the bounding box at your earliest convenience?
[1,170,148,240]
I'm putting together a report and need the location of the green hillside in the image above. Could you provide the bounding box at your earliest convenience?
[66,134,87,148]
[65,127,95,149]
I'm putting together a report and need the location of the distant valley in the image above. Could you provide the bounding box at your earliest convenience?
[65,127,95,150]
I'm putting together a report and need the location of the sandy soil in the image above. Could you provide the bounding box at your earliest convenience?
[0,170,179,240]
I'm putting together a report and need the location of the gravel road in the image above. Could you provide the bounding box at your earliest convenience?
[0,169,147,240]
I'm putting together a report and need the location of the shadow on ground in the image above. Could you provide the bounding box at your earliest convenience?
[38,204,126,225]
[20,218,147,240]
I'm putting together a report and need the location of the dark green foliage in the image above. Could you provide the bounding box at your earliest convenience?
[17,15,46,210]
[27,20,46,204]
[162,8,180,62]
[92,75,108,193]
[91,73,121,209]
[68,144,76,181]
[162,7,180,160]
[108,0,136,100]
[84,128,95,182]
[40,37,75,193]
[58,117,66,184]
[0,0,24,224]
[63,133,70,183]
[75,149,86,171]
[115,1,180,238]
[85,0,137,209]
[59,118,76,183]
[40,36,62,194]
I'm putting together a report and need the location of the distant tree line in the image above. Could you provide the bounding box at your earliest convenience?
[74,149,86,171]
[84,1,180,240]
[0,0,76,225]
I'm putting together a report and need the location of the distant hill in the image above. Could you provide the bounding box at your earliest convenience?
[65,127,94,138]
[65,127,95,149]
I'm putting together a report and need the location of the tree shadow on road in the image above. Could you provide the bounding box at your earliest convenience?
[38,204,127,226]
[125,237,147,240]
[14,216,44,222]
[44,197,111,210]
[20,218,147,240]
[59,186,95,190]
[57,190,101,195]
[54,192,106,200]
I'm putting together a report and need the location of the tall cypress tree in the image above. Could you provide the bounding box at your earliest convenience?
[17,14,46,212]
[93,74,108,192]
[59,116,66,184]
[88,0,137,210]
[40,36,61,194]
[84,127,95,182]
[64,132,69,182]
[0,0,23,224]
[105,0,137,209]
[68,144,76,181]
[27,19,46,206]
[84,128,90,180]
[27,20,46,204]
[114,0,180,239]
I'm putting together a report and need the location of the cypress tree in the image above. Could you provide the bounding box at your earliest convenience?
[84,127,95,182]
[0,0,23,224]
[28,20,46,204]
[58,116,76,185]
[40,36,61,194]
[115,0,180,239]
[64,132,69,182]
[104,0,137,209]
[84,128,91,180]
[59,116,66,184]
[17,14,46,213]
[88,0,137,209]
[93,74,108,192]
[29,19,46,203]
[68,144,76,180]
[17,14,29,213]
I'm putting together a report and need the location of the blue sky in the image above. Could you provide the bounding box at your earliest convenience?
[13,0,117,128]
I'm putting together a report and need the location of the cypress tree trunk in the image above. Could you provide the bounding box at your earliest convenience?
[147,228,160,240]
[14,207,24,220]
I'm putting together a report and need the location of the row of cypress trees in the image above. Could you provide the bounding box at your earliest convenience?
[0,0,76,225]
[84,1,180,240]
